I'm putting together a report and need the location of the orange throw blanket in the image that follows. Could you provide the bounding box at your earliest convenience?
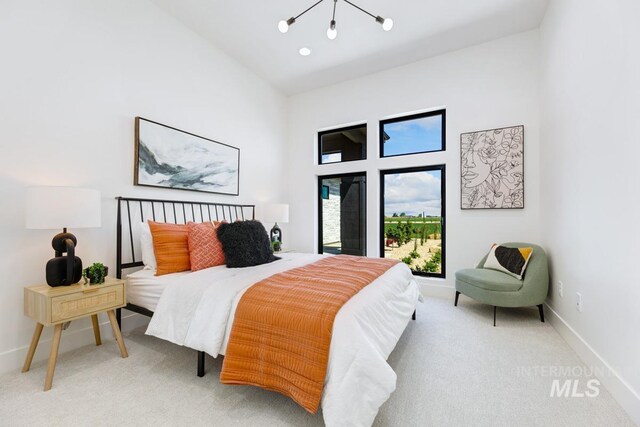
[220,255,400,413]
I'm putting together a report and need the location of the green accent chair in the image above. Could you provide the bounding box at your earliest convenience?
[454,242,549,326]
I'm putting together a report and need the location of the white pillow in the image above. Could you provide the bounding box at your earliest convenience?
[139,222,157,269]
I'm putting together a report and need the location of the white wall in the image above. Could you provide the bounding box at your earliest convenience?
[287,31,541,290]
[539,0,640,422]
[0,0,288,374]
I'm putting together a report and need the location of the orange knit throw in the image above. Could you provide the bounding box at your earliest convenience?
[220,255,400,413]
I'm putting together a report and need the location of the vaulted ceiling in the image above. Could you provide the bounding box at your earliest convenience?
[151,0,549,95]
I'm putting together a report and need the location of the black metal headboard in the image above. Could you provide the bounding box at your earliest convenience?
[115,196,255,279]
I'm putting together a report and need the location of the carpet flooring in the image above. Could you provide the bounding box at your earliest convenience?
[0,296,634,426]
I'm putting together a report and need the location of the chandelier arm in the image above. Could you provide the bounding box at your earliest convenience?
[342,0,377,19]
[332,0,337,21]
[294,0,327,20]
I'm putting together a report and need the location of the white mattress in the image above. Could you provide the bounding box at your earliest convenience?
[125,268,192,311]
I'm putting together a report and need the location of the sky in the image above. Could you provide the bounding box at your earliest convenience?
[383,115,443,157]
[384,170,442,217]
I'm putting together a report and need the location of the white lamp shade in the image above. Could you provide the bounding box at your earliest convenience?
[26,186,101,230]
[262,204,289,223]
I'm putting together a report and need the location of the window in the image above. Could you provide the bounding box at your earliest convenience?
[318,173,366,256]
[319,124,367,164]
[380,165,445,278]
[380,110,445,158]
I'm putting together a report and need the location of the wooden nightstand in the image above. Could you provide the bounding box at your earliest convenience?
[22,277,128,391]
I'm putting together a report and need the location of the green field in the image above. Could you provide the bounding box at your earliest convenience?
[384,216,441,222]
[384,216,442,274]
[384,216,442,241]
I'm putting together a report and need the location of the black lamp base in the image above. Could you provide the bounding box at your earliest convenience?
[270,223,282,250]
[46,229,82,286]
[46,256,82,286]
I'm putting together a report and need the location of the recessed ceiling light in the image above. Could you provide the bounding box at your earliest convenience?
[299,47,312,56]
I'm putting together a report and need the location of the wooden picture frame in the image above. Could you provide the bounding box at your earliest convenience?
[134,117,240,196]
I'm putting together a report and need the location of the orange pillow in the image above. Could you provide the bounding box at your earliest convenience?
[148,221,191,276]
[187,221,226,271]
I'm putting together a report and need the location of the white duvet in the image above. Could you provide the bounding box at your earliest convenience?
[145,253,420,427]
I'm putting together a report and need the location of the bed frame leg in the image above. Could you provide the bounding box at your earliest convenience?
[116,308,122,330]
[412,310,416,321]
[197,351,205,377]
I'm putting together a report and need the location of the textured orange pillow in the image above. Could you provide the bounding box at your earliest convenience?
[148,221,191,276]
[187,221,226,271]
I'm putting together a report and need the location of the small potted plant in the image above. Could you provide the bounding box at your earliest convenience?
[272,240,282,252]
[83,263,108,285]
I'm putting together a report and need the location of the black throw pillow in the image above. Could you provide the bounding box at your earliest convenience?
[216,220,280,268]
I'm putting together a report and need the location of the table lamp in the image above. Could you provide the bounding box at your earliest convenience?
[26,187,101,286]
[262,204,289,249]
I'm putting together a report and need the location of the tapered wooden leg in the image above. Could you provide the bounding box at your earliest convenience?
[22,323,44,373]
[91,315,102,346]
[412,310,416,321]
[107,310,128,358]
[493,306,497,327]
[44,324,63,391]
[454,291,460,307]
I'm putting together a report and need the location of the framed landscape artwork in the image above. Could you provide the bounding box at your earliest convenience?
[134,117,240,196]
[460,125,524,209]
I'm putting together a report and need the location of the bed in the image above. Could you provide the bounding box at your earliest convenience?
[115,196,420,427]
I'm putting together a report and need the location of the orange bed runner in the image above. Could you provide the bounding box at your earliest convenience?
[220,255,400,413]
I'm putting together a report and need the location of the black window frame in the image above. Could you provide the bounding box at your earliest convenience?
[379,164,446,278]
[318,123,368,165]
[318,171,367,256]
[379,109,446,159]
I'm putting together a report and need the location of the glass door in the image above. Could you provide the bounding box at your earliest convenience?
[318,173,366,256]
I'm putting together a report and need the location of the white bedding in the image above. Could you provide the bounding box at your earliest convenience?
[126,268,180,311]
[145,253,420,427]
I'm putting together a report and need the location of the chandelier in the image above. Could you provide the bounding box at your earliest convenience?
[278,0,394,40]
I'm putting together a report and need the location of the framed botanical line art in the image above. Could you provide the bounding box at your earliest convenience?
[460,125,524,209]
[134,117,240,196]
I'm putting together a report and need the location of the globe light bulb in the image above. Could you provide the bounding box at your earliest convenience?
[327,20,337,40]
[382,18,394,31]
[278,20,289,34]
[299,47,312,56]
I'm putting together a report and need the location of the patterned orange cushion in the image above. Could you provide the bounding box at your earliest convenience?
[187,221,225,271]
[148,221,191,276]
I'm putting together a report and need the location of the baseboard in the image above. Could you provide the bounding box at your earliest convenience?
[0,312,150,376]
[544,303,640,425]
[416,278,456,299]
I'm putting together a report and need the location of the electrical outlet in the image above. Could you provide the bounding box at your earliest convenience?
[558,281,564,298]
[576,292,583,312]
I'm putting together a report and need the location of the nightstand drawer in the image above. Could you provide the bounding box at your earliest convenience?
[51,284,125,323]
